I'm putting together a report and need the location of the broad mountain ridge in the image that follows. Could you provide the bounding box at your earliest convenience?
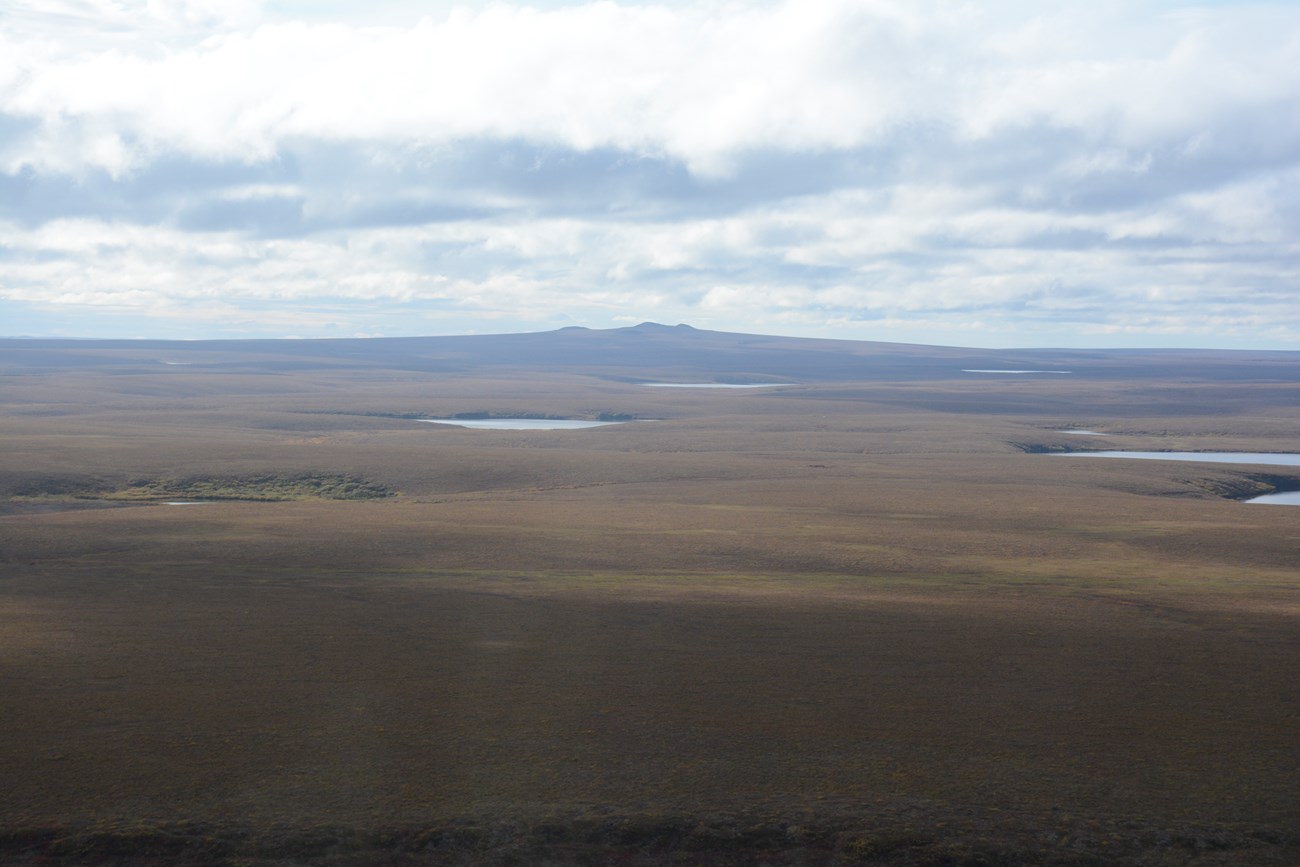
[3,322,1298,382]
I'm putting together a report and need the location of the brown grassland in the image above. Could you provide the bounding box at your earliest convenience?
[1,326,1297,865]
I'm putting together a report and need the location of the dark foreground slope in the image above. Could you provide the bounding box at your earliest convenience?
[1,326,1298,865]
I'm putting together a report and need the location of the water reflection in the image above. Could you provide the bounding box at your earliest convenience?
[641,382,792,388]
[418,419,624,430]
[1052,451,1300,466]
[1244,491,1300,505]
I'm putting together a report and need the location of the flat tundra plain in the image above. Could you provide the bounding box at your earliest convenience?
[1,327,1297,865]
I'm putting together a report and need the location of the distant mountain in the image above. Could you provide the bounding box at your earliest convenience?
[3,322,1299,383]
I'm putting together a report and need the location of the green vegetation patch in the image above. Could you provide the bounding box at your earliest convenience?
[20,473,395,503]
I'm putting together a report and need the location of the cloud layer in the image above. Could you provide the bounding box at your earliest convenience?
[2,0,1298,345]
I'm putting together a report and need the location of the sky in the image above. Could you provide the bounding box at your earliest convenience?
[1,0,1298,347]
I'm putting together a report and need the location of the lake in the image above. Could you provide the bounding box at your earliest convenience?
[641,382,792,388]
[1245,491,1300,506]
[1051,451,1300,466]
[418,418,625,430]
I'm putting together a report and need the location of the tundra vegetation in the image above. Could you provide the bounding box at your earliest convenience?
[1,324,1297,865]
[14,473,395,503]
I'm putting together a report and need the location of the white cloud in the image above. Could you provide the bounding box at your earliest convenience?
[1,0,1298,346]
[5,0,1294,176]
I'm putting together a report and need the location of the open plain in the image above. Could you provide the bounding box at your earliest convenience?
[1,324,1298,865]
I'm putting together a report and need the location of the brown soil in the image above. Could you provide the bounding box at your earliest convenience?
[1,334,1297,864]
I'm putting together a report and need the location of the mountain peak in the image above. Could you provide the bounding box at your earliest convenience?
[631,322,696,331]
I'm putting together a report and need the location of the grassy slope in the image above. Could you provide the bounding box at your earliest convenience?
[1,334,1298,864]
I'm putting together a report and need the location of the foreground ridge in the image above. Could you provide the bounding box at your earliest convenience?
[6,804,1296,867]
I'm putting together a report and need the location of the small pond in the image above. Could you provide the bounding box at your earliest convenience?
[418,418,625,430]
[963,369,1072,375]
[641,382,792,388]
[1244,491,1300,506]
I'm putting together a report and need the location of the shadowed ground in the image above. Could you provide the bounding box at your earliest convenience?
[1,329,1297,864]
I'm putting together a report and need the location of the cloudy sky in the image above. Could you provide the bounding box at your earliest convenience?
[2,0,1298,347]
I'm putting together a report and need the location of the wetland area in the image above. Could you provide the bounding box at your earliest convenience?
[1,324,1298,866]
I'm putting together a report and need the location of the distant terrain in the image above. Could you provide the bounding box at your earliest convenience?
[8,321,1300,383]
[2,324,1297,865]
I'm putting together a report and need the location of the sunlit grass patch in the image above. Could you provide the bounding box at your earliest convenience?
[17,472,396,503]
